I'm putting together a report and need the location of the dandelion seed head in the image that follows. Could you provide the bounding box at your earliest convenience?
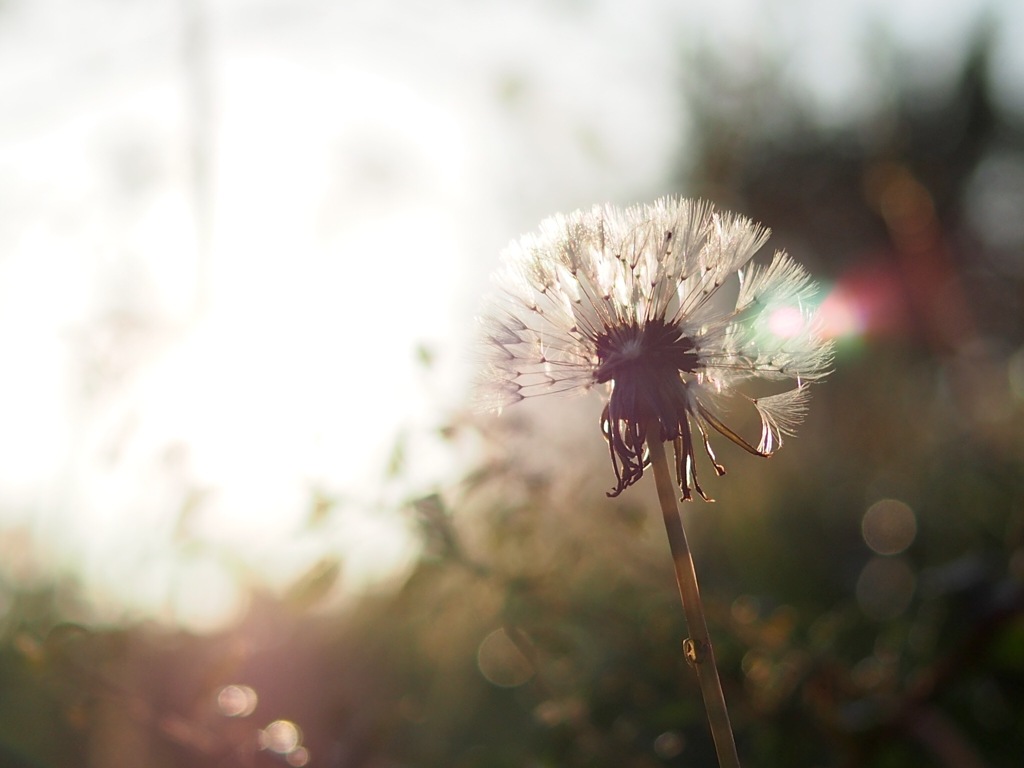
[478,197,833,500]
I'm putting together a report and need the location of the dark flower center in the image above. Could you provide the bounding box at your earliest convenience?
[594,320,699,420]
[594,320,708,499]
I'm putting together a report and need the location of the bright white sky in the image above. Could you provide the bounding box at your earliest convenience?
[0,0,1020,630]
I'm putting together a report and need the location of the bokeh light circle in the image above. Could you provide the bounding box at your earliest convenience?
[856,557,916,621]
[216,684,258,717]
[476,628,534,688]
[260,720,302,754]
[861,498,917,555]
[653,730,685,759]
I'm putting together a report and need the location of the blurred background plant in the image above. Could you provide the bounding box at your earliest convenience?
[2,1,1024,766]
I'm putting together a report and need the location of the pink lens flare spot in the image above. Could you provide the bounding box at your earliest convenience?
[767,306,807,338]
[817,288,865,339]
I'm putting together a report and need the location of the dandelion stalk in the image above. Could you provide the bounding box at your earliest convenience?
[646,421,740,768]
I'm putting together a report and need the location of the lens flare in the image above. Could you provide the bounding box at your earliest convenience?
[817,285,866,339]
[815,260,917,346]
[766,306,807,338]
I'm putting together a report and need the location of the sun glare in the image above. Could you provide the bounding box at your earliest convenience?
[0,44,470,628]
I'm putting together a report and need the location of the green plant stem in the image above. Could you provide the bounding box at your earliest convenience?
[646,426,741,768]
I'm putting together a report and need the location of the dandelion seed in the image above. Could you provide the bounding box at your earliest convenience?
[479,197,833,501]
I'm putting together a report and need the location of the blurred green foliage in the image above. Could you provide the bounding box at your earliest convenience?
[3,23,1024,768]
